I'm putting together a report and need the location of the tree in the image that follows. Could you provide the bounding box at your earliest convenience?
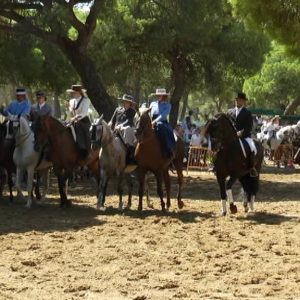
[230,0,300,56]
[244,44,300,115]
[0,1,115,119]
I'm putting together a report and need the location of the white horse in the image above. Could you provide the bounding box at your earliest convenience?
[91,117,152,210]
[9,115,51,208]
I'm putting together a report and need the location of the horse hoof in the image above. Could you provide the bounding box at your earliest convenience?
[138,205,143,211]
[178,201,184,209]
[97,206,106,211]
[221,211,227,216]
[230,203,238,214]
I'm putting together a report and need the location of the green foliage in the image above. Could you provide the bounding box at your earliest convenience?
[244,44,300,111]
[231,0,300,56]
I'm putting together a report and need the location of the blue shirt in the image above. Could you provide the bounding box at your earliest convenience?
[4,99,31,117]
[150,100,171,122]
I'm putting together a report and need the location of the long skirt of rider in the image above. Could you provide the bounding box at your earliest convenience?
[154,121,176,158]
[74,116,91,152]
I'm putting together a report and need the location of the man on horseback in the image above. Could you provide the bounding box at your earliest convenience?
[2,88,31,119]
[149,88,176,159]
[228,92,258,177]
[109,94,136,164]
[66,84,91,160]
[31,91,53,161]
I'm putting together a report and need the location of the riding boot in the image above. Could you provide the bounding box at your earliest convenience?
[249,151,258,177]
[126,146,136,165]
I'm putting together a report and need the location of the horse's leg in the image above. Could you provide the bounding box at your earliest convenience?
[97,169,108,210]
[56,169,70,208]
[217,174,227,216]
[226,176,238,214]
[163,169,171,210]
[35,172,42,201]
[117,175,124,210]
[154,171,165,211]
[145,173,154,209]
[137,168,147,211]
[7,169,13,203]
[175,162,184,209]
[25,167,35,208]
[15,168,24,200]
[125,174,133,210]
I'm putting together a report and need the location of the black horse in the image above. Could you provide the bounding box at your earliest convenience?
[201,113,264,216]
[0,120,15,202]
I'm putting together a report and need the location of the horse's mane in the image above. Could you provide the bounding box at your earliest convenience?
[213,113,237,132]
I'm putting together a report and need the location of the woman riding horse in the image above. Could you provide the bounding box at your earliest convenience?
[135,88,184,211]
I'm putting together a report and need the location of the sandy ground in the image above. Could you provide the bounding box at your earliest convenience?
[0,167,299,300]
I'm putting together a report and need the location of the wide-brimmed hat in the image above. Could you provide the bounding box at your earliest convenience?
[119,94,135,103]
[155,88,170,96]
[236,92,247,100]
[66,84,87,93]
[16,88,26,96]
[36,90,46,97]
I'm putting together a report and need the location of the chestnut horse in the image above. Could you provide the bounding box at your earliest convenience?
[34,116,97,208]
[200,113,264,216]
[135,108,184,211]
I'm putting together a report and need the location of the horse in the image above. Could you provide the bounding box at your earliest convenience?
[90,117,153,210]
[134,108,184,211]
[0,117,15,201]
[200,113,264,216]
[8,115,51,208]
[34,115,97,208]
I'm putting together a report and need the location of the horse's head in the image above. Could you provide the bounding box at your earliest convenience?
[90,116,104,150]
[34,116,49,151]
[6,114,30,139]
[135,107,152,143]
[200,113,237,152]
[90,115,113,150]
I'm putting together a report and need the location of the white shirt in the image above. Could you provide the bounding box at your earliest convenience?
[69,96,89,120]
[39,102,46,109]
[190,133,201,146]
[235,106,244,117]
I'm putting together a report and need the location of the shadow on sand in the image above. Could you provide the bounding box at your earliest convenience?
[236,211,299,225]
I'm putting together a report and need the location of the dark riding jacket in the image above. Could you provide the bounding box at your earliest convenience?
[110,106,136,130]
[227,106,253,138]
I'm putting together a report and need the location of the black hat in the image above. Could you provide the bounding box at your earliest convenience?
[15,88,26,95]
[36,90,46,97]
[236,92,247,100]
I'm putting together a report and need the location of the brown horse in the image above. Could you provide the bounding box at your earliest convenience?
[0,119,15,202]
[200,113,264,216]
[135,108,184,211]
[34,116,97,208]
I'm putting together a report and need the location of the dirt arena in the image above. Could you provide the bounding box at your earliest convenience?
[0,167,299,300]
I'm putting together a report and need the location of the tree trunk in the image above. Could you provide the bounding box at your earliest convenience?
[179,90,189,121]
[62,43,115,120]
[169,55,187,127]
[284,98,300,115]
[133,72,141,107]
[53,92,61,119]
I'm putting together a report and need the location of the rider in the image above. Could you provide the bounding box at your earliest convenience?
[3,88,31,119]
[30,91,52,121]
[149,88,176,159]
[31,91,53,161]
[109,94,137,164]
[227,92,258,177]
[66,84,91,160]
